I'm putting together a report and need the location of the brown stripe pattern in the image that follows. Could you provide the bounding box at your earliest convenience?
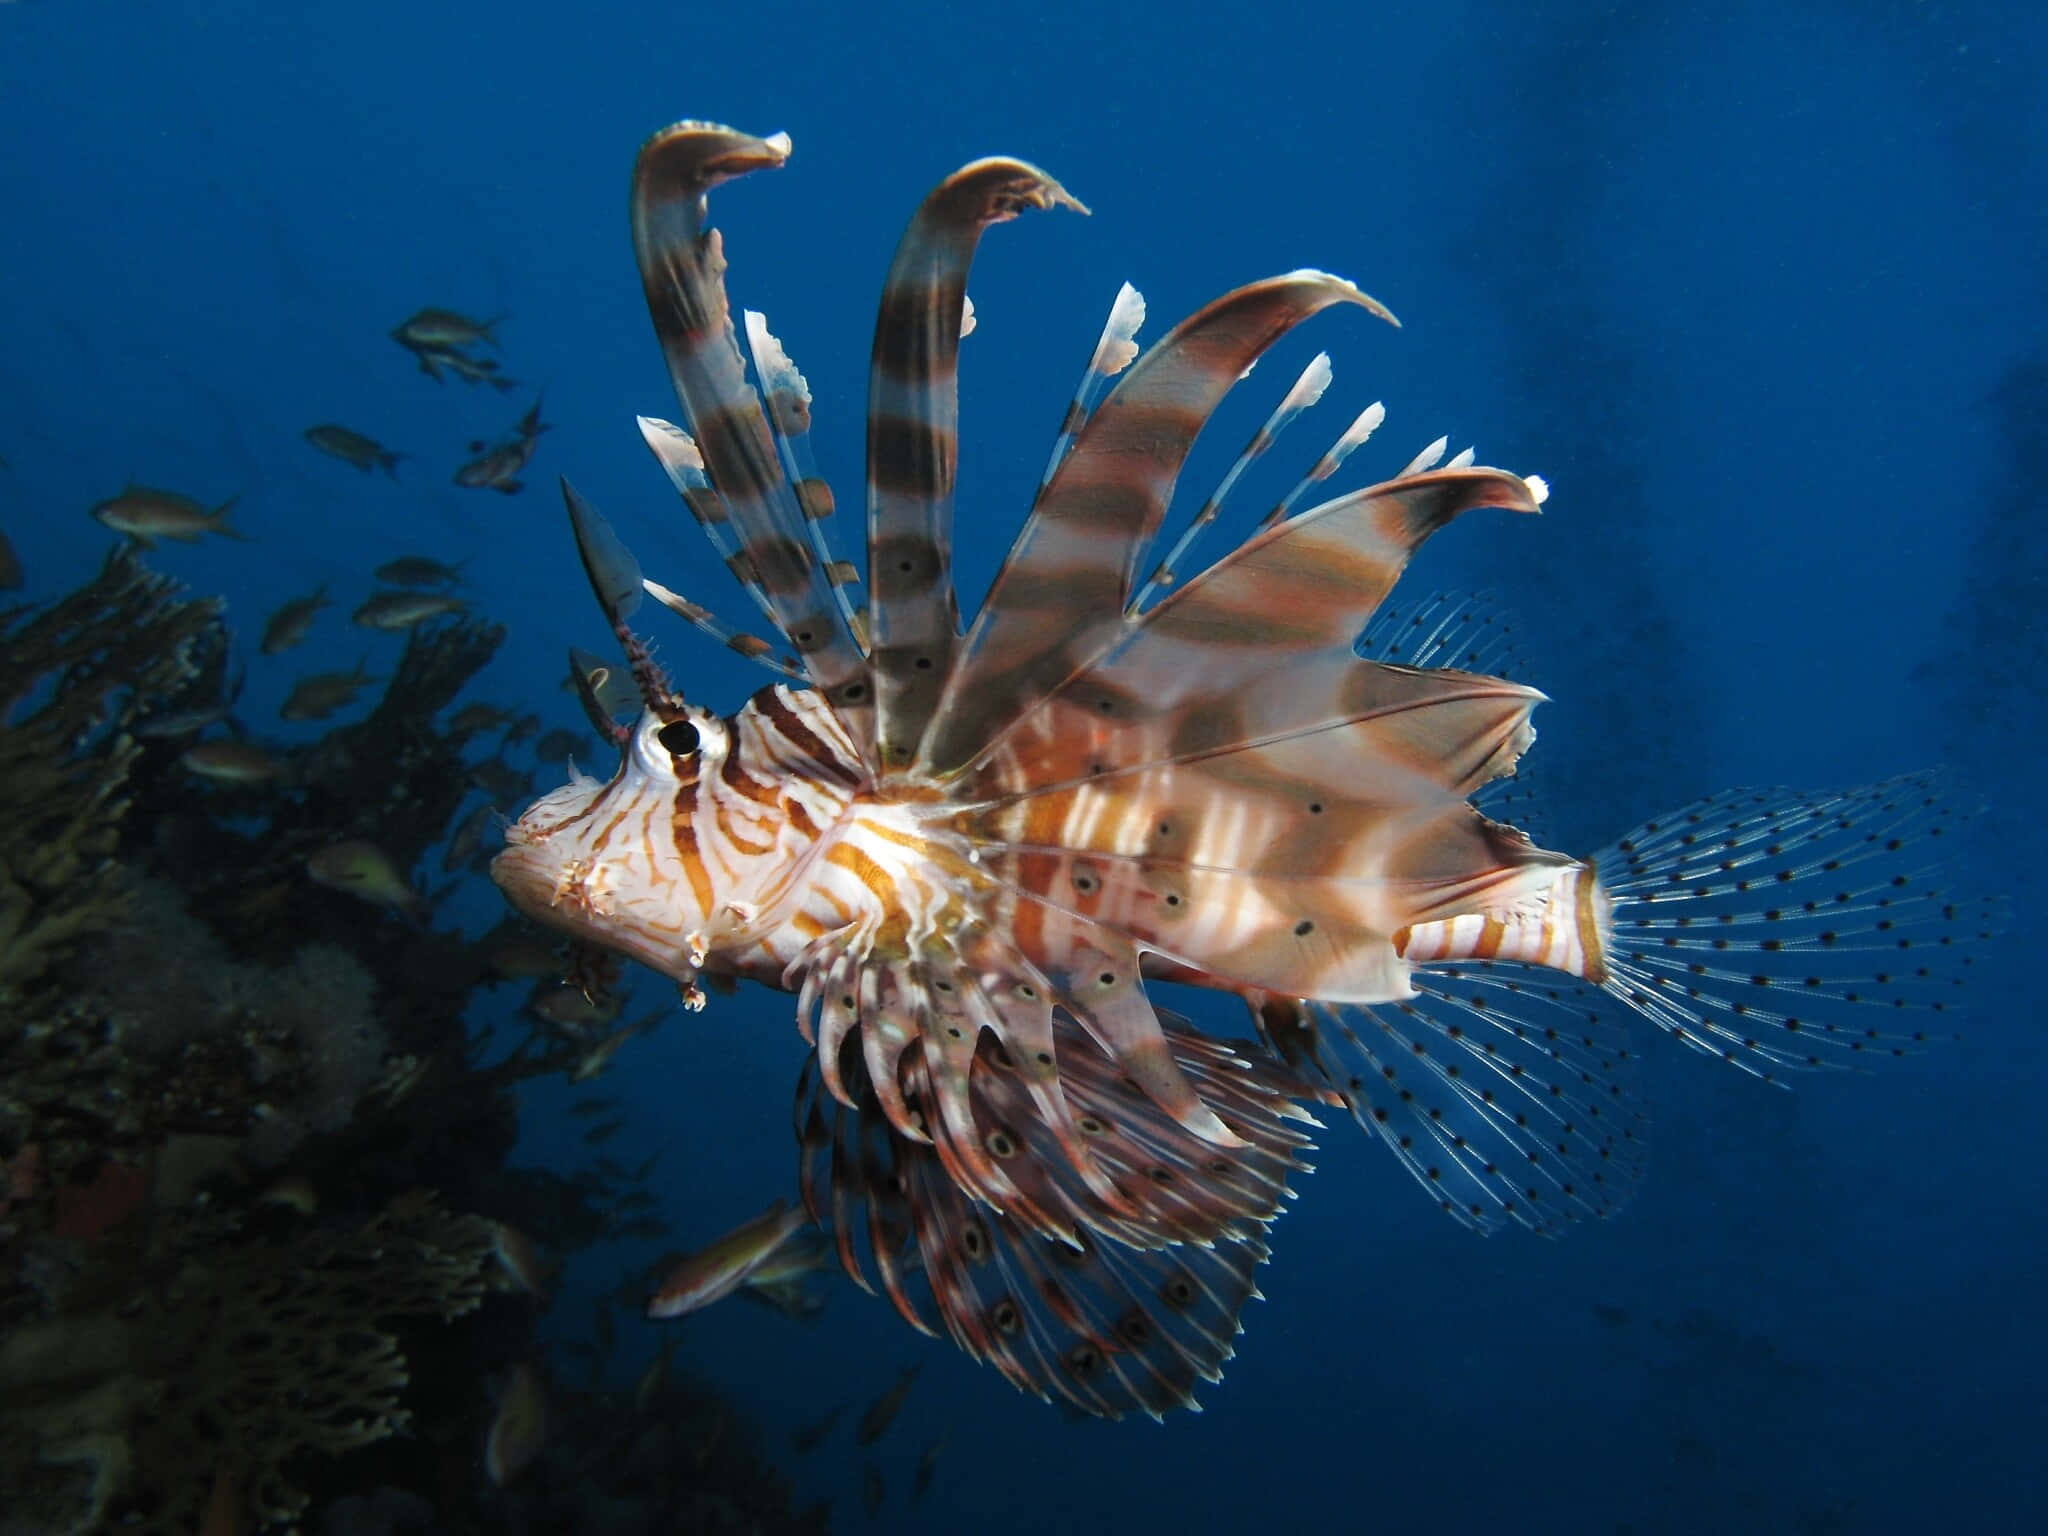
[629,123,870,734]
[864,157,1084,775]
[920,272,1395,779]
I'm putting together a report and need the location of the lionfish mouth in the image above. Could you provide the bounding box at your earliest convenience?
[489,773,711,989]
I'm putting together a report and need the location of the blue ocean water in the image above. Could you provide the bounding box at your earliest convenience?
[2,1,2041,1531]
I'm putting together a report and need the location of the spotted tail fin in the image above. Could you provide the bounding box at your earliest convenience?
[1591,772,1997,1076]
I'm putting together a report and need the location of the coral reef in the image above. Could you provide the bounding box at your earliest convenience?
[0,1194,497,1534]
[0,545,218,1004]
[0,546,813,1533]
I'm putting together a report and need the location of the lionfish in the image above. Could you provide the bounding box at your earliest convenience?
[493,120,1990,1419]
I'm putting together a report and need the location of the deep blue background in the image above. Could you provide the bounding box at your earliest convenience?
[3,2,2042,1531]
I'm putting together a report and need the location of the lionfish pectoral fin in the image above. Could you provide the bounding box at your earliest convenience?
[1590,771,1999,1078]
[865,155,1085,775]
[794,1009,1313,1419]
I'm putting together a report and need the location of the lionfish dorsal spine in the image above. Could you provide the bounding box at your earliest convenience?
[1035,280,1147,497]
[917,271,1394,781]
[864,156,1085,777]
[743,310,867,656]
[1127,349,1334,615]
[1258,398,1385,530]
[629,122,871,736]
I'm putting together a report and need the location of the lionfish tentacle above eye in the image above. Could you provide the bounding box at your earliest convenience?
[566,646,633,748]
[865,156,1087,777]
[630,123,871,733]
[560,477,682,716]
[917,271,1396,780]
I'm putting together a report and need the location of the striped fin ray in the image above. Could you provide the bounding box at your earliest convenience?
[641,576,804,679]
[920,272,1398,780]
[636,415,780,627]
[1356,589,1546,838]
[1257,400,1386,531]
[792,1011,1311,1417]
[1357,590,1524,677]
[1128,351,1333,614]
[1591,773,1997,1076]
[743,310,867,652]
[1036,282,1147,497]
[962,470,1547,801]
[628,123,870,728]
[1252,976,1647,1235]
[865,156,1085,775]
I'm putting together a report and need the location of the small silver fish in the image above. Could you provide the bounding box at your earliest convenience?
[352,589,467,630]
[393,306,504,353]
[528,980,621,1032]
[304,424,401,477]
[279,659,378,721]
[647,1200,812,1319]
[418,345,519,391]
[485,1363,547,1486]
[790,1405,842,1455]
[453,398,548,495]
[856,1363,922,1447]
[442,800,498,872]
[181,740,283,784]
[133,657,244,739]
[446,701,516,735]
[740,1276,825,1322]
[912,1433,947,1503]
[373,555,466,587]
[260,583,330,655]
[91,485,246,546]
[490,1222,558,1296]
[306,839,428,922]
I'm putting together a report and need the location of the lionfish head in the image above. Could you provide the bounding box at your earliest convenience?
[490,702,730,988]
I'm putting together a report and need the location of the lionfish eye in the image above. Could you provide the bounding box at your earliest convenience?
[656,719,701,757]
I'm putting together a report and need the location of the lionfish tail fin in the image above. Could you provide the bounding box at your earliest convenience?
[793,1005,1313,1419]
[1591,771,2000,1079]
